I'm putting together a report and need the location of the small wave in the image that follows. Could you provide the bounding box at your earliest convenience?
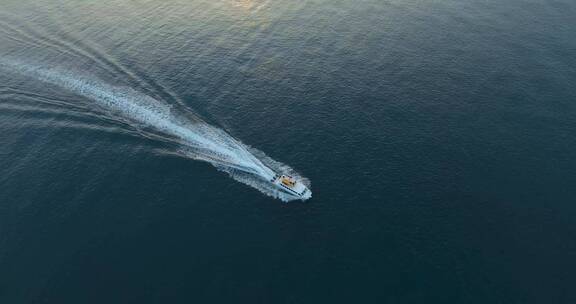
[0,15,183,107]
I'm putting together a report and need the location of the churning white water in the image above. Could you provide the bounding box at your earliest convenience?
[0,58,311,201]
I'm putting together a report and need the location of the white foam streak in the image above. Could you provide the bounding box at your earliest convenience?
[1,59,310,201]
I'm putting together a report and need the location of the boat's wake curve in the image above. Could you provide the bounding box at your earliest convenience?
[0,58,311,202]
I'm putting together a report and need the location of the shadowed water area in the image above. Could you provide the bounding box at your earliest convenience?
[1,0,575,303]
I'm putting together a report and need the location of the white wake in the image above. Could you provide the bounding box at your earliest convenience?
[0,58,311,201]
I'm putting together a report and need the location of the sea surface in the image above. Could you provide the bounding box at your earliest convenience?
[1,0,575,303]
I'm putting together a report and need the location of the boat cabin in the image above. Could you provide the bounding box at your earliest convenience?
[281,175,296,188]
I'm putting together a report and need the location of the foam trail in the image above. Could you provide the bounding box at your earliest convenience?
[0,58,310,201]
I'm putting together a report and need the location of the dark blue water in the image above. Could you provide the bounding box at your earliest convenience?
[1,0,576,303]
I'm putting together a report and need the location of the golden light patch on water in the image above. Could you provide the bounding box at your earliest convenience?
[232,0,256,9]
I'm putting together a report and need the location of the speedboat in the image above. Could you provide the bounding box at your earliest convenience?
[270,174,311,199]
